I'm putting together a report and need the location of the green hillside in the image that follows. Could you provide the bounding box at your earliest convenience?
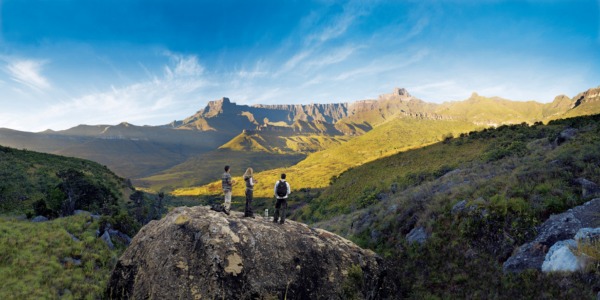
[175,117,480,198]
[219,130,350,154]
[562,101,600,119]
[0,145,129,216]
[435,94,546,124]
[138,149,305,191]
[304,114,600,298]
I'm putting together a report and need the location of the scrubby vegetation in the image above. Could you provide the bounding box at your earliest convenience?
[308,114,600,298]
[0,214,122,299]
[0,146,170,297]
[0,146,127,216]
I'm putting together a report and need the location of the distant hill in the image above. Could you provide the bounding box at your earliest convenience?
[173,117,481,198]
[0,145,130,215]
[1,85,599,193]
[561,86,600,118]
[0,123,231,179]
[137,149,306,191]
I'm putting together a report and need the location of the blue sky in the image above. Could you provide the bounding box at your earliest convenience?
[0,0,598,132]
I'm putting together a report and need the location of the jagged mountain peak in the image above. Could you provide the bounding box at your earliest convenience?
[202,97,240,117]
[573,86,600,105]
[378,87,412,101]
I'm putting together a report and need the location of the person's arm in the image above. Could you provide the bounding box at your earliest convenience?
[274,182,277,196]
[287,182,291,195]
[249,177,254,187]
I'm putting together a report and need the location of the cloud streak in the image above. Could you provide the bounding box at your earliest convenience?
[20,54,209,131]
[5,59,51,91]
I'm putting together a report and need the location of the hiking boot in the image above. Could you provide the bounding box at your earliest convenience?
[279,221,285,225]
[224,209,230,216]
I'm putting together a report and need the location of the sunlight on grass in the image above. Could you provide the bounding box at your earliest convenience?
[173,118,480,198]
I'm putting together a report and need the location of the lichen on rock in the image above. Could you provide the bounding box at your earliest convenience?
[106,206,385,299]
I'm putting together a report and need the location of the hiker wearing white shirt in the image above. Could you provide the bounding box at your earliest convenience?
[273,173,291,224]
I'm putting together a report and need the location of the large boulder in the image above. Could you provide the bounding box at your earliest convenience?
[540,240,580,272]
[540,227,600,273]
[575,178,600,198]
[503,198,600,273]
[106,206,385,299]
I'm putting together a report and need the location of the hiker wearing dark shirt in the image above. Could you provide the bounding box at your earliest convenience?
[273,173,291,224]
[221,165,235,215]
[243,167,258,218]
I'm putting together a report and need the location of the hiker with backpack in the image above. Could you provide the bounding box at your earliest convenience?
[273,173,291,224]
[243,167,258,218]
[221,165,235,215]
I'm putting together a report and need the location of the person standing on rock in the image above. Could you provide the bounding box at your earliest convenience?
[243,167,258,218]
[273,173,291,224]
[222,165,235,215]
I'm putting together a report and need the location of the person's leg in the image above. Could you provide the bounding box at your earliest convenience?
[244,189,250,216]
[248,189,254,217]
[223,190,232,212]
[273,198,281,223]
[280,199,288,224]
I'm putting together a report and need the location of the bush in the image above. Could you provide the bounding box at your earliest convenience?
[342,264,364,299]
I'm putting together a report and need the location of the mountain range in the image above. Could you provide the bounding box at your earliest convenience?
[2,86,600,299]
[1,86,599,192]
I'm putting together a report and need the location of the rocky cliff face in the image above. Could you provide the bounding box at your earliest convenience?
[176,88,438,134]
[573,86,600,106]
[252,103,351,124]
[106,206,386,299]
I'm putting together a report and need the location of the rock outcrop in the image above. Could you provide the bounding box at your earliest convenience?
[540,239,581,272]
[540,227,600,273]
[572,86,600,107]
[106,206,385,299]
[575,178,600,198]
[406,226,428,245]
[503,198,600,273]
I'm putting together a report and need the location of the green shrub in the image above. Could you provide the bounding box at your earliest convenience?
[342,264,364,299]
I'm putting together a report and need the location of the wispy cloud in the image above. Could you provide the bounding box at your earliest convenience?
[22,54,209,131]
[312,12,355,43]
[304,45,359,68]
[236,60,269,79]
[280,50,313,74]
[402,17,429,42]
[276,1,370,76]
[164,52,204,79]
[305,1,368,45]
[410,80,471,102]
[5,59,51,90]
[333,49,430,81]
